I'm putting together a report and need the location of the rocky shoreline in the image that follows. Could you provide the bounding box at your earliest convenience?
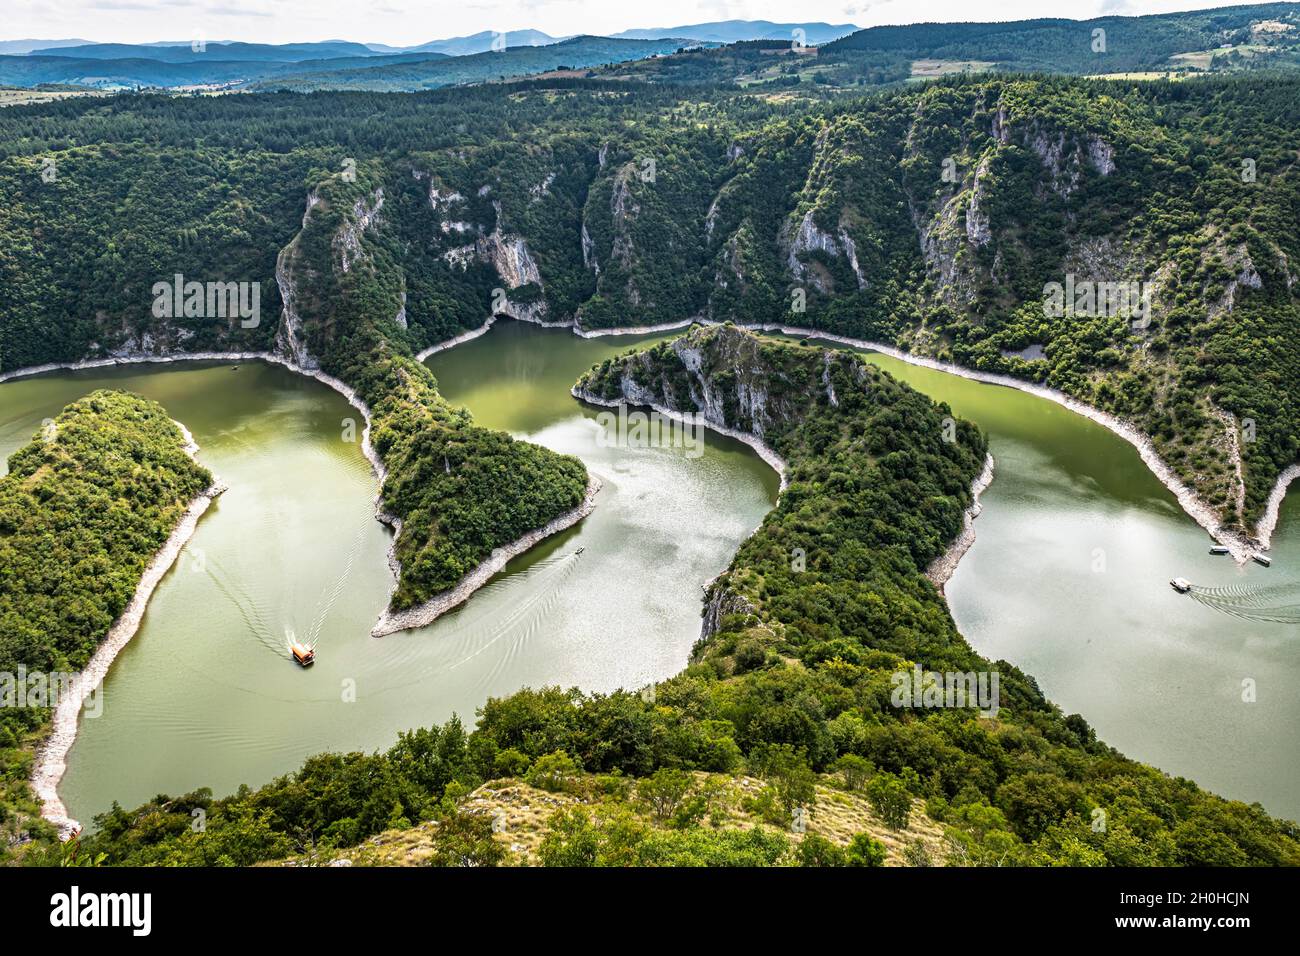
[572,318,698,339]
[570,385,789,491]
[30,421,226,838]
[1256,464,1300,551]
[926,453,996,590]
[414,314,1296,562]
[717,322,1281,563]
[413,312,575,361]
[371,475,602,637]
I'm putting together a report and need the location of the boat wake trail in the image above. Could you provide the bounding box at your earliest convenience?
[1188,582,1300,624]
[304,506,371,649]
[374,549,583,695]
[203,555,287,657]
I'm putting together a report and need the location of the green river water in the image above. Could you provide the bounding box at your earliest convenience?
[0,320,1295,823]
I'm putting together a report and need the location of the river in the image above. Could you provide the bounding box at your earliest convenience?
[0,332,776,825]
[1,320,1295,824]
[831,338,1299,821]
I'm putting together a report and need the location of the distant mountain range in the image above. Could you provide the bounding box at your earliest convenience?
[28,40,384,62]
[243,36,704,93]
[0,34,705,91]
[3,19,859,67]
[0,20,852,90]
[396,30,565,57]
[0,38,91,55]
[5,6,1298,93]
[610,20,860,44]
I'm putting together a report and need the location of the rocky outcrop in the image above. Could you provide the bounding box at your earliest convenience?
[274,231,317,370]
[334,188,384,274]
[783,210,868,293]
[1026,125,1116,198]
[438,198,543,291]
[481,226,543,289]
[964,157,993,246]
[701,580,757,641]
[581,222,599,274]
[393,290,408,330]
[925,454,995,590]
[786,210,840,292]
[609,164,640,270]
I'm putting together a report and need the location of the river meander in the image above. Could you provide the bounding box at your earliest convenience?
[0,330,776,824]
[1,320,1295,824]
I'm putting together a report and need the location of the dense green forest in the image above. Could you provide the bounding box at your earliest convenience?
[52,329,1300,867]
[0,390,212,852]
[3,20,1300,866]
[825,3,1300,74]
[4,68,1295,530]
[271,162,590,608]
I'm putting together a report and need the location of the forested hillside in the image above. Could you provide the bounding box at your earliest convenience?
[273,161,590,609]
[1,83,596,618]
[4,69,1296,533]
[63,329,1300,867]
[825,2,1300,74]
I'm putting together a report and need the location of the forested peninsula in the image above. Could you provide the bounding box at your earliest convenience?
[46,329,1300,868]
[0,391,216,848]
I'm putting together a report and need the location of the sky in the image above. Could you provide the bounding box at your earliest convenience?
[0,0,1279,47]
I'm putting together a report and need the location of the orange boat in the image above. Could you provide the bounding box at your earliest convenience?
[291,642,316,666]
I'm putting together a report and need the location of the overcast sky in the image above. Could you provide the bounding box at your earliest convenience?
[1,0,1276,46]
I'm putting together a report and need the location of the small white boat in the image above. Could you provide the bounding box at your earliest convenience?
[1170,577,1192,593]
[1253,554,1272,568]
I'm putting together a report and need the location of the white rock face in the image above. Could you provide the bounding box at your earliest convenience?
[705,195,720,239]
[393,291,408,330]
[530,171,556,201]
[334,188,384,275]
[1087,135,1116,175]
[786,210,840,292]
[481,232,542,288]
[442,245,477,271]
[609,166,641,269]
[582,222,599,274]
[965,157,993,247]
[429,185,465,212]
[784,210,867,291]
[838,228,867,289]
[1028,126,1116,196]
